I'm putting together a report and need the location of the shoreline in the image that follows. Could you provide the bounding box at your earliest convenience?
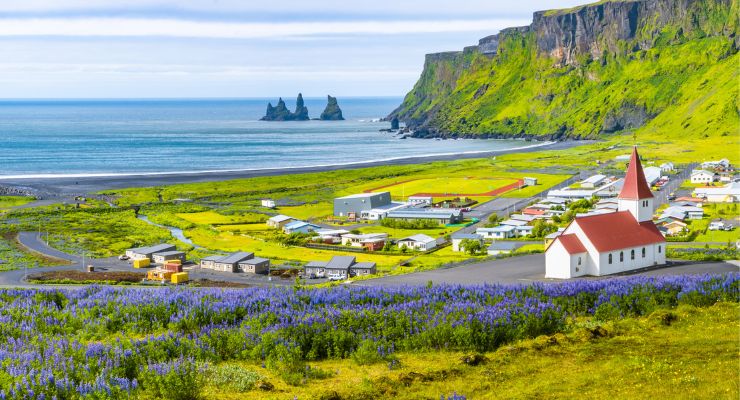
[0,140,591,195]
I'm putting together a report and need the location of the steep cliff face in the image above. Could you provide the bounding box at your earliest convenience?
[391,0,739,140]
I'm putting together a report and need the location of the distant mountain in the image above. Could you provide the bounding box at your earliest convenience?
[389,0,739,141]
[261,93,310,121]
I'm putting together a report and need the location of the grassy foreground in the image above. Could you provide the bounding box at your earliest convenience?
[213,302,739,400]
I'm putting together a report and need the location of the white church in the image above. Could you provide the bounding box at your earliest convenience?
[545,146,666,279]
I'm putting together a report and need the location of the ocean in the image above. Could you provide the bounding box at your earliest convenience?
[0,98,544,178]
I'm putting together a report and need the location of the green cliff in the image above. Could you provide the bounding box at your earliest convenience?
[390,0,739,141]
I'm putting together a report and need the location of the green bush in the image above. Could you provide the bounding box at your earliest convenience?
[206,364,263,393]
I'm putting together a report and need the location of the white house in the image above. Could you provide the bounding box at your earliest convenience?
[451,233,483,252]
[660,162,674,172]
[580,174,606,189]
[397,234,437,251]
[546,147,666,279]
[643,166,662,186]
[690,169,718,184]
[341,233,388,247]
[261,199,276,209]
[476,225,516,239]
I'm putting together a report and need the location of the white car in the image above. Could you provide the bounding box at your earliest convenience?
[327,274,344,281]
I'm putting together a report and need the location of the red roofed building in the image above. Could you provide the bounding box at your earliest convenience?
[546,147,666,278]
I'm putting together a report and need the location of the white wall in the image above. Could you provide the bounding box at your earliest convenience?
[596,243,665,275]
[545,240,587,279]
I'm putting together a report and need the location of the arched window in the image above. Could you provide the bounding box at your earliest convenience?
[608,254,613,264]
[619,252,624,262]
[642,247,646,258]
[658,245,662,253]
[578,256,582,265]
[631,249,635,260]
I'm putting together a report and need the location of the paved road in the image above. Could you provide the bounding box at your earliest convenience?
[358,254,739,286]
[653,163,698,206]
[17,231,81,262]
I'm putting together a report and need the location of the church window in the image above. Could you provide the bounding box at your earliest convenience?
[608,254,612,264]
[619,252,624,262]
[642,247,646,258]
[578,257,582,265]
[658,245,662,253]
[631,250,635,260]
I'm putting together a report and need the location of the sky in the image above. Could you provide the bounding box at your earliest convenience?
[0,1,586,98]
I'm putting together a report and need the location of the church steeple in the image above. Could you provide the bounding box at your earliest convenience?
[618,146,654,222]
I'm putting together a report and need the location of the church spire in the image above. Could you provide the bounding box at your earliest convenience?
[618,146,653,200]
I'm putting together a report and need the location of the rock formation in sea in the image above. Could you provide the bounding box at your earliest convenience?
[390,117,399,130]
[261,94,310,121]
[319,95,345,120]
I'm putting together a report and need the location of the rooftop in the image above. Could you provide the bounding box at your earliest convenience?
[574,211,665,252]
[325,256,357,270]
[399,234,436,243]
[336,192,389,199]
[618,147,654,200]
[218,252,254,264]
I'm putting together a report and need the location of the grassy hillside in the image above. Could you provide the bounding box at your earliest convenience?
[393,0,739,146]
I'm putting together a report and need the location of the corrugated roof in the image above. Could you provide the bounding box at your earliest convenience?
[305,261,328,268]
[477,225,516,233]
[619,147,654,200]
[574,211,665,252]
[240,257,269,264]
[488,242,519,251]
[351,262,376,269]
[153,250,184,256]
[218,252,254,264]
[325,256,356,270]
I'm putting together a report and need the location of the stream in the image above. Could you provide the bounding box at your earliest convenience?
[136,215,204,249]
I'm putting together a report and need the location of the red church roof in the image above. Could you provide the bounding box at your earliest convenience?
[554,234,587,254]
[618,146,654,200]
[574,211,665,252]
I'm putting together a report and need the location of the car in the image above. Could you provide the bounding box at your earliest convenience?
[327,274,344,281]
[118,255,130,261]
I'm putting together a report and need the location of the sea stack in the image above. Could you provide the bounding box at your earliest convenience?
[319,95,345,120]
[261,93,310,121]
[390,117,400,130]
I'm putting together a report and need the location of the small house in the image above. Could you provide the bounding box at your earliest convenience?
[304,261,328,278]
[238,257,270,274]
[659,220,687,236]
[386,209,463,225]
[523,177,538,186]
[334,192,392,217]
[152,251,186,264]
[261,199,276,209]
[451,233,483,252]
[660,162,674,172]
[487,242,519,255]
[397,234,438,251]
[476,225,516,239]
[199,255,223,269]
[340,233,388,248]
[213,252,254,272]
[581,174,606,189]
[283,221,321,234]
[125,244,177,261]
[693,182,740,203]
[267,215,295,229]
[350,262,377,277]
[325,256,356,280]
[690,169,718,184]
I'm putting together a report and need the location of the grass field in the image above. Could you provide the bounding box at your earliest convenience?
[360,176,520,197]
[0,233,67,271]
[0,196,35,211]
[200,301,739,399]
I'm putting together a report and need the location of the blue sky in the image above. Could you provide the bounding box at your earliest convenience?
[0,1,585,98]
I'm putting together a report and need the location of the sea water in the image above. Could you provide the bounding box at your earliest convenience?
[0,98,543,177]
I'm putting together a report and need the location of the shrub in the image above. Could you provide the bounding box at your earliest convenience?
[206,364,263,393]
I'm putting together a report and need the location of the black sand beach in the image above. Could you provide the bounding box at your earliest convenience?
[1,140,591,196]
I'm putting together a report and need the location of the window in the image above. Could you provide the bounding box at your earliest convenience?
[642,247,646,258]
[631,250,635,260]
[608,254,612,264]
[619,252,624,262]
[578,256,582,265]
[658,245,662,253]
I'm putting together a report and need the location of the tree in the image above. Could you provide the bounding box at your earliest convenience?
[487,213,500,225]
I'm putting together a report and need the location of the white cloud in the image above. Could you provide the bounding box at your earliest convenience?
[0,17,528,39]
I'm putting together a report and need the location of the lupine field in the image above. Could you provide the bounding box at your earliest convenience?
[0,273,737,399]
